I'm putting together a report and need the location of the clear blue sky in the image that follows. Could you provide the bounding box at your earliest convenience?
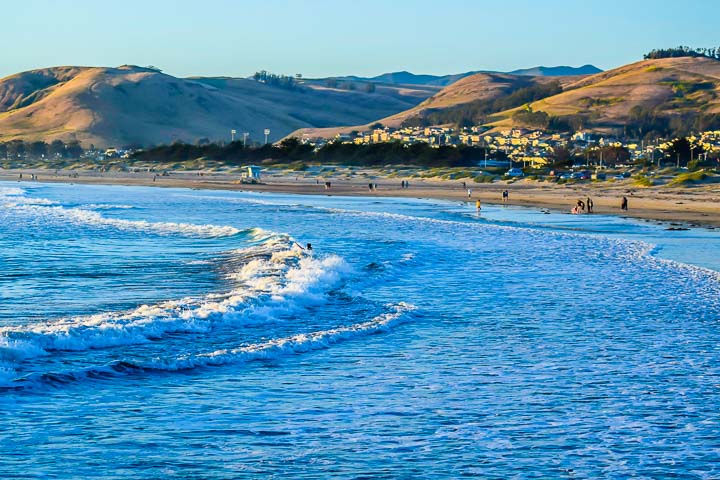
[4,0,720,79]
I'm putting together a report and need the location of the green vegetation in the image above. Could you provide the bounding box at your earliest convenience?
[626,105,720,139]
[0,139,83,161]
[473,174,494,183]
[132,138,488,168]
[252,71,300,90]
[644,46,720,60]
[578,97,623,108]
[667,170,711,186]
[660,80,714,96]
[402,80,562,128]
[633,176,655,187]
[511,107,549,129]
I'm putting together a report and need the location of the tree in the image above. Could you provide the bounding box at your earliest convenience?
[512,107,550,129]
[28,141,48,159]
[664,137,703,167]
[65,141,83,159]
[6,140,25,159]
[49,139,66,158]
[549,145,574,168]
[0,143,7,160]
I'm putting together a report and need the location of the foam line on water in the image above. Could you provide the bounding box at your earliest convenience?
[1,189,239,238]
[147,302,416,371]
[0,237,351,368]
[2,303,415,391]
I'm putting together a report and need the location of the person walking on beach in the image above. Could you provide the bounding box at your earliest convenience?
[502,190,509,203]
[475,199,482,211]
[586,197,594,213]
[467,188,473,198]
[621,196,628,211]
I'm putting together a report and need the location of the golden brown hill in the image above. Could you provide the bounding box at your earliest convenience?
[0,65,437,147]
[490,57,720,130]
[291,72,579,139]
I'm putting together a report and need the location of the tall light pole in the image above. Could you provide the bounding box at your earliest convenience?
[264,128,271,145]
[243,132,249,147]
[231,129,236,142]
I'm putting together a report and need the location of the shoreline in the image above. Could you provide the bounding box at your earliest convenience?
[2,168,719,229]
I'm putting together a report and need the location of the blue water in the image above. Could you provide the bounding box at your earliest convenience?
[1,181,720,478]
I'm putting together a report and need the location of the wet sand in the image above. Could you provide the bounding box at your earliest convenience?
[3,168,719,228]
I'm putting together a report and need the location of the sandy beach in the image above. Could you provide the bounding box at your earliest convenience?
[2,167,719,228]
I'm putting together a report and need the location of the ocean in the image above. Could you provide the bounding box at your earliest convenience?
[1,181,719,478]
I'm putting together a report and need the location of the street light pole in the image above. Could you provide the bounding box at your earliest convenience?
[231,129,236,142]
[243,132,249,147]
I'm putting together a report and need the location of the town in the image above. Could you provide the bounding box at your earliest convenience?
[303,124,720,170]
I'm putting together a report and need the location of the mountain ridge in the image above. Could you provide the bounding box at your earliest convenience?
[337,64,603,87]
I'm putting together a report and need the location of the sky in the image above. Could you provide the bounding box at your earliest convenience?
[3,0,720,79]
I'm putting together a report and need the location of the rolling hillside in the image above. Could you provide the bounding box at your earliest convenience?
[291,72,580,139]
[294,57,720,139]
[0,65,438,147]
[488,56,720,130]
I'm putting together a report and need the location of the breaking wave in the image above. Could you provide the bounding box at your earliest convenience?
[2,303,415,390]
[0,234,351,375]
[0,188,239,238]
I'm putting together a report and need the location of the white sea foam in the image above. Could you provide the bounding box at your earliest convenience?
[1,188,240,237]
[83,203,136,210]
[5,202,240,238]
[1,303,414,390]
[148,302,415,371]
[0,237,352,368]
[0,186,24,196]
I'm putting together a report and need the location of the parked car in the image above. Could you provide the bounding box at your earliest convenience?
[506,168,524,177]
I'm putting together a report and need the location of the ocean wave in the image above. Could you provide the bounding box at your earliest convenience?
[5,202,240,238]
[148,302,415,371]
[0,186,24,196]
[82,203,136,210]
[0,237,351,369]
[1,188,240,238]
[2,303,415,390]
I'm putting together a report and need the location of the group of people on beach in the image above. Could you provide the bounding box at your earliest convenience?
[571,196,629,214]
[572,198,594,214]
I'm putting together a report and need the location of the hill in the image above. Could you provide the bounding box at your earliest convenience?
[0,65,437,147]
[295,57,720,140]
[291,72,580,139]
[339,64,603,87]
[488,56,720,133]
[507,64,603,76]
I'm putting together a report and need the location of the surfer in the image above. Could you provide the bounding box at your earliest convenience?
[295,242,313,253]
